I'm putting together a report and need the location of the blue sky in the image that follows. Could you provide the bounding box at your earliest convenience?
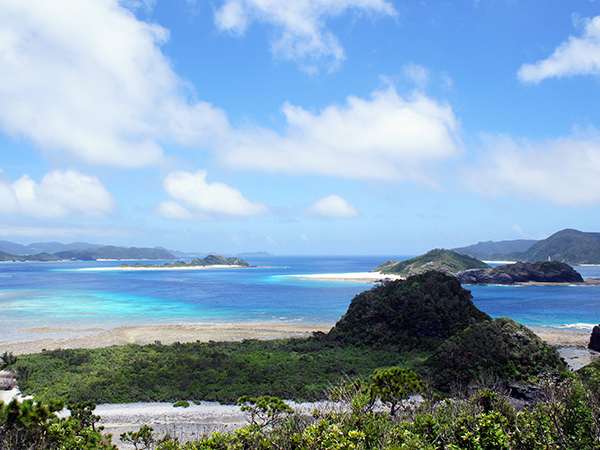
[0,0,599,255]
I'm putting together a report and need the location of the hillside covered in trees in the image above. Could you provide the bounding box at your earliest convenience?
[454,228,600,265]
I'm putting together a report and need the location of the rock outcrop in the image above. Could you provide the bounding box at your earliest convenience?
[456,261,583,285]
[589,325,600,352]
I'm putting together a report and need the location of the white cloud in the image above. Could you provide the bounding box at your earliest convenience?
[518,15,600,83]
[403,62,430,89]
[221,84,461,184]
[463,128,600,206]
[0,169,115,218]
[155,170,269,220]
[214,0,397,71]
[0,0,228,167]
[306,194,360,218]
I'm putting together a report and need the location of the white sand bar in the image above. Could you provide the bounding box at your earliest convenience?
[294,271,404,283]
[80,264,247,272]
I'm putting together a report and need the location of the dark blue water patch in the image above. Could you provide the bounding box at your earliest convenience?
[469,284,600,328]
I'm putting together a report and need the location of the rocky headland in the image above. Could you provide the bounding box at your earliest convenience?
[456,261,584,285]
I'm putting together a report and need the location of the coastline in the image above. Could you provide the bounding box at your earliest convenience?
[2,323,332,355]
[294,271,404,283]
[80,264,248,271]
[3,322,597,371]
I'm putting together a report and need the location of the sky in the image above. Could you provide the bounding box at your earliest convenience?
[0,0,599,256]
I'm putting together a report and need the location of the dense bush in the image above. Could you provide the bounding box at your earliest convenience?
[15,338,410,404]
[328,271,490,350]
[423,317,567,393]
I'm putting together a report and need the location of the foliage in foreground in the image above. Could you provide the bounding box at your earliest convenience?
[134,369,600,450]
[4,364,599,450]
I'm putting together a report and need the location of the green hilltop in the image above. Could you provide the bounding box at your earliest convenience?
[454,228,600,265]
[375,249,489,276]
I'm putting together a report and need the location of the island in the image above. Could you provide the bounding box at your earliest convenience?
[0,245,176,262]
[118,254,250,269]
[372,249,591,285]
[374,249,489,276]
[456,260,585,285]
[453,228,600,265]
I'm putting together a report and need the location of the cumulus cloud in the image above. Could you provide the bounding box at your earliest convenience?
[518,15,600,83]
[214,0,397,71]
[462,129,600,206]
[0,169,115,218]
[306,195,360,218]
[0,0,228,167]
[221,84,461,184]
[155,170,269,220]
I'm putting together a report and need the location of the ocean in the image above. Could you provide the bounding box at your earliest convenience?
[0,255,599,346]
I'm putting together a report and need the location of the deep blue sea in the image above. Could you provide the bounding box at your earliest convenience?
[1,255,599,346]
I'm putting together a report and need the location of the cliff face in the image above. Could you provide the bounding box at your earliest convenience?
[456,261,584,285]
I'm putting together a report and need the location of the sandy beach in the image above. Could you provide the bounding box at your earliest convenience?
[294,271,404,283]
[3,323,332,355]
[79,264,248,271]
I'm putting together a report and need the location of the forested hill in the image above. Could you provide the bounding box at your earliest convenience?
[0,246,176,262]
[519,229,600,264]
[119,254,250,268]
[453,228,600,265]
[54,246,176,261]
[374,249,489,276]
[452,239,537,260]
[328,270,490,351]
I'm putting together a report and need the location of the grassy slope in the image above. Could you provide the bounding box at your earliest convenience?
[376,249,489,276]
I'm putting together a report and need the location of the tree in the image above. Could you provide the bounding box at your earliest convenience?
[237,395,294,428]
[370,367,424,416]
[0,352,17,370]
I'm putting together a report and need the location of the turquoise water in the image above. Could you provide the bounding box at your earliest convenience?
[0,255,599,345]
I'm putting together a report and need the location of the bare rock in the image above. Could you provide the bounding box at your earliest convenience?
[589,325,600,352]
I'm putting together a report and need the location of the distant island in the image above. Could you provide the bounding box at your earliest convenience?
[118,254,250,269]
[373,249,588,285]
[374,249,489,276]
[453,228,600,265]
[456,261,585,285]
[0,245,176,262]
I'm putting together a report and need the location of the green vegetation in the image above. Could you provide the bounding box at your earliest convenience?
[5,364,600,449]
[119,254,249,269]
[0,398,115,449]
[423,318,567,392]
[55,246,176,261]
[328,271,490,351]
[0,251,60,262]
[519,228,600,265]
[173,401,190,408]
[375,249,489,276]
[454,228,600,265]
[452,238,537,260]
[13,339,406,404]
[0,245,176,262]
